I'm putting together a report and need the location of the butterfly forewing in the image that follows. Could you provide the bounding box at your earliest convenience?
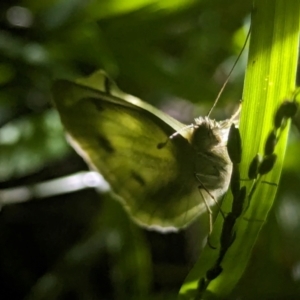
[52,73,216,231]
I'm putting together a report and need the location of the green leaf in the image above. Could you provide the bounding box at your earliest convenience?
[0,110,69,180]
[179,0,300,298]
[86,0,197,19]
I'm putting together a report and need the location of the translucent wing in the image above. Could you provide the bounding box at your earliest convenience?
[52,71,213,231]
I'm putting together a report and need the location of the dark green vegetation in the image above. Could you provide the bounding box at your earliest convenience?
[1,1,300,299]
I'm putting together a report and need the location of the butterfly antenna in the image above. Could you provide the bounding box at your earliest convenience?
[207,27,251,118]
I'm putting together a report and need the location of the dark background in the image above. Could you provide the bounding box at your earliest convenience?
[1,0,300,299]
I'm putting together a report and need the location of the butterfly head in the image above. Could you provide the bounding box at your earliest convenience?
[191,117,232,152]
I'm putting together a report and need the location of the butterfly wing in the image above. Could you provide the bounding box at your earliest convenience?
[52,71,213,231]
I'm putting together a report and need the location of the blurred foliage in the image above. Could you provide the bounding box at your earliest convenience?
[0,0,300,299]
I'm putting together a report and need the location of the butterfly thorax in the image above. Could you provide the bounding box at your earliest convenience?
[190,117,233,200]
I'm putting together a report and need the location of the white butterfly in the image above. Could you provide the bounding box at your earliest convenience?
[52,71,234,232]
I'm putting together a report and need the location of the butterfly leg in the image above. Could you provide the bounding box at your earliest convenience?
[196,187,216,249]
[194,174,225,248]
[194,173,225,217]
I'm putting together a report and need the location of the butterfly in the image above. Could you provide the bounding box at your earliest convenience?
[52,70,234,232]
